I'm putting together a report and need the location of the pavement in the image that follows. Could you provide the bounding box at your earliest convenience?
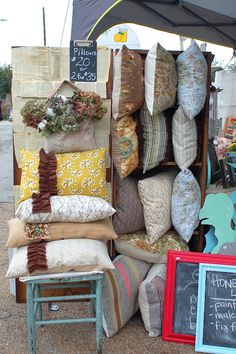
[0,120,201,353]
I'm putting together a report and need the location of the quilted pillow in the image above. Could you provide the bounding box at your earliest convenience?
[172,106,197,170]
[112,115,139,178]
[138,170,177,244]
[44,119,96,153]
[171,169,201,242]
[114,230,189,263]
[15,195,116,223]
[145,42,177,116]
[6,218,118,248]
[140,104,167,173]
[6,239,114,278]
[112,175,145,235]
[138,263,166,337]
[102,255,151,337]
[19,147,109,202]
[112,45,144,120]
[176,40,207,119]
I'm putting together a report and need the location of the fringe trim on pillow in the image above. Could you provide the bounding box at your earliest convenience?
[27,241,48,274]
[32,149,58,214]
[25,223,50,241]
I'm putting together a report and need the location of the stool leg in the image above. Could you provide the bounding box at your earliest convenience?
[95,278,103,354]
[26,283,36,354]
[35,284,43,323]
[90,280,96,315]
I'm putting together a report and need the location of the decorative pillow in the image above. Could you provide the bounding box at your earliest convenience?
[112,175,145,235]
[44,119,96,153]
[112,115,139,178]
[140,104,167,173]
[102,255,151,337]
[6,217,118,248]
[6,239,114,278]
[138,170,177,244]
[114,230,189,263]
[15,195,116,223]
[112,45,144,120]
[19,147,109,202]
[171,169,201,242]
[176,40,207,119]
[172,106,197,170]
[138,263,166,337]
[145,42,177,116]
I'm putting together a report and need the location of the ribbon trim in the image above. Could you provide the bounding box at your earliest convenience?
[27,241,48,274]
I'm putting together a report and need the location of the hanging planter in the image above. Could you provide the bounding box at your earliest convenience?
[20,89,107,153]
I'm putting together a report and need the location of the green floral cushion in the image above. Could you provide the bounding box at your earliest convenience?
[114,230,189,263]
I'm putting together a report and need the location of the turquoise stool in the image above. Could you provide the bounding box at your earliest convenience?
[20,271,104,354]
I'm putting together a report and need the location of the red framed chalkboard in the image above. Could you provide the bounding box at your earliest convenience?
[162,250,236,345]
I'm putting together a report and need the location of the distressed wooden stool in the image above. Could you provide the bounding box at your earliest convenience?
[20,271,104,354]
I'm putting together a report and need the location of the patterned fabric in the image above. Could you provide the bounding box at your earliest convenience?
[172,106,197,170]
[114,230,189,263]
[112,175,145,235]
[15,195,116,223]
[102,255,151,337]
[6,218,117,248]
[140,104,167,173]
[138,263,166,337]
[171,169,201,242]
[6,239,114,278]
[138,171,177,244]
[145,42,177,116]
[19,147,109,202]
[112,45,144,120]
[44,119,96,153]
[177,40,207,119]
[112,115,139,178]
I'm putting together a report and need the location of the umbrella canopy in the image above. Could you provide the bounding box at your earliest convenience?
[71,0,236,48]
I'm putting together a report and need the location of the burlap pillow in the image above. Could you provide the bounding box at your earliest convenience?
[6,218,118,248]
[145,42,177,116]
[112,45,144,120]
[112,176,145,235]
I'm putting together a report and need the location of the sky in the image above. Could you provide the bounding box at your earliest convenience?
[0,0,235,67]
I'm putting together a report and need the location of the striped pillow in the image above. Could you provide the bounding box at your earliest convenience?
[102,255,151,337]
[138,263,166,337]
[172,106,197,170]
[140,104,167,173]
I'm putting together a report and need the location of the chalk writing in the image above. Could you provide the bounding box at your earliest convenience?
[70,40,97,82]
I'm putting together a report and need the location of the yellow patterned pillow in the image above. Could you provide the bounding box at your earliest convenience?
[19,147,109,202]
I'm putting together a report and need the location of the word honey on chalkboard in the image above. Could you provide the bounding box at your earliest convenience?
[70,40,97,82]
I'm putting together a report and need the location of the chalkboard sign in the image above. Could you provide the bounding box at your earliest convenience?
[70,40,97,82]
[196,264,236,354]
[162,250,236,345]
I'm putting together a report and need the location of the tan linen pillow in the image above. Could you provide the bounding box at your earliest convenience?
[6,218,118,248]
[112,45,144,120]
[145,43,177,116]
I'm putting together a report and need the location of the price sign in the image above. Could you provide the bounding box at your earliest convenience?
[70,40,97,82]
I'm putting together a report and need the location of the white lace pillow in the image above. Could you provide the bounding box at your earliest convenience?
[176,40,207,119]
[6,239,114,278]
[171,169,201,242]
[15,195,116,223]
[172,106,197,170]
[138,171,177,244]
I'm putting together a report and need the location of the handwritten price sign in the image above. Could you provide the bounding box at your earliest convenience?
[70,40,97,82]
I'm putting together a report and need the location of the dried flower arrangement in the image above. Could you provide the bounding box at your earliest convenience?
[20,90,107,136]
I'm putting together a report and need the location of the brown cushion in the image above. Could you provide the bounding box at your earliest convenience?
[112,45,144,120]
[6,218,118,248]
[112,176,145,235]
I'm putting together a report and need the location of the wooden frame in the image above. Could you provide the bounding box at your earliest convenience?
[162,250,236,345]
[196,263,236,353]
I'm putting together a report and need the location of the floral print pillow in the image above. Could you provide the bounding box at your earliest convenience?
[176,40,207,120]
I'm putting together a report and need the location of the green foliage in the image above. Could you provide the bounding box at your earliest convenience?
[0,65,12,99]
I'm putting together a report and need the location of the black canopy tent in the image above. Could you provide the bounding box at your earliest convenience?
[71,0,236,49]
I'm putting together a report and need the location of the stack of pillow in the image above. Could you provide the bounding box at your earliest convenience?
[6,146,117,278]
[105,41,207,338]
